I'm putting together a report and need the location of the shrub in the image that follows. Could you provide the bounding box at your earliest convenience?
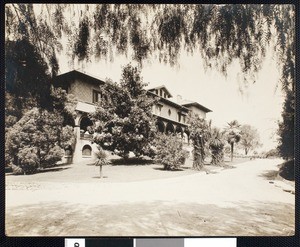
[17,146,39,174]
[11,164,24,175]
[42,145,65,168]
[6,107,75,174]
[153,134,189,170]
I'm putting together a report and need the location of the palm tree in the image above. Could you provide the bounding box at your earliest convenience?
[209,127,225,166]
[94,148,110,178]
[225,120,241,162]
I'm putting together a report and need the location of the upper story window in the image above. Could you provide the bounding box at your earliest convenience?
[168,109,171,116]
[93,90,102,103]
[155,105,162,115]
[178,112,181,122]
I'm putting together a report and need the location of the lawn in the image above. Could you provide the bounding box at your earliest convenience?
[5,155,250,184]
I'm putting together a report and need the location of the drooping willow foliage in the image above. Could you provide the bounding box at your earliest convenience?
[5,4,295,159]
[5,4,295,90]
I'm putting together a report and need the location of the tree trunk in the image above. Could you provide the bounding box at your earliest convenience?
[99,165,103,178]
[193,143,204,170]
[231,142,234,162]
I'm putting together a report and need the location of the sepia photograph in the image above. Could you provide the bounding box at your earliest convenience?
[4,4,295,237]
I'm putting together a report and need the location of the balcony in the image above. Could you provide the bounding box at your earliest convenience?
[80,131,93,140]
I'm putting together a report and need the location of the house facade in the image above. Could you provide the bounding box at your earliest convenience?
[54,70,212,163]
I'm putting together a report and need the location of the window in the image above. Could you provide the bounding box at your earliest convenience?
[82,145,92,156]
[168,109,171,116]
[178,112,181,122]
[155,105,162,115]
[160,89,163,96]
[93,90,102,103]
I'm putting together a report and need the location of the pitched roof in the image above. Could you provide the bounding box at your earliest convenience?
[181,101,212,113]
[146,91,189,112]
[147,85,173,98]
[54,69,106,86]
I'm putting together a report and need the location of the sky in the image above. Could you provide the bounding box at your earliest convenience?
[57,45,284,153]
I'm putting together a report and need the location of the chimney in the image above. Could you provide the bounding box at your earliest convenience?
[177,95,182,103]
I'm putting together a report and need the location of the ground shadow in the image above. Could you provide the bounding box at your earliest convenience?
[110,157,154,166]
[6,200,295,236]
[6,166,71,176]
[152,167,184,172]
[37,167,71,173]
[259,160,294,181]
[259,170,279,180]
[92,176,108,179]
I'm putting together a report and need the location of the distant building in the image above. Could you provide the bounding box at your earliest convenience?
[54,70,212,163]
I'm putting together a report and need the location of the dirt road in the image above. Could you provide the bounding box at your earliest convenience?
[5,158,295,236]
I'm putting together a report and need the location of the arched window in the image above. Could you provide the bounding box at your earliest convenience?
[156,121,165,133]
[175,125,183,138]
[82,145,92,156]
[166,122,175,134]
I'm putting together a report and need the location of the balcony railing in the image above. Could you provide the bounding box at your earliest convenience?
[80,132,93,140]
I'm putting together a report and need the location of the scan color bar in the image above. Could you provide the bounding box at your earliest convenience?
[65,238,237,247]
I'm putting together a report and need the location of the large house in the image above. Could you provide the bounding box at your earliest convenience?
[54,70,212,163]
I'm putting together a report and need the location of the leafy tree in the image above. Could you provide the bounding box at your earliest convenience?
[239,124,261,155]
[5,39,52,108]
[277,89,294,160]
[153,133,189,170]
[225,120,241,162]
[209,127,225,166]
[188,115,210,170]
[265,149,280,158]
[92,64,157,159]
[5,5,294,86]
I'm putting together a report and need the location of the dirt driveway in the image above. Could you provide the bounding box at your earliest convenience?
[5,158,295,236]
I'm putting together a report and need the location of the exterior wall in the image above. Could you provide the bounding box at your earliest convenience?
[187,106,206,119]
[73,131,98,163]
[69,78,102,104]
[154,102,187,124]
[71,112,98,163]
